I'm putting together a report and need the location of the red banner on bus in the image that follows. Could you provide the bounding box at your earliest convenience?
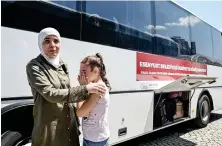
[136,52,207,81]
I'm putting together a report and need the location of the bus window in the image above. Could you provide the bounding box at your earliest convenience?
[213,59,222,67]
[154,34,179,57]
[118,24,139,51]
[50,1,77,10]
[190,15,213,59]
[196,55,215,66]
[1,1,81,40]
[81,13,118,47]
[154,1,191,57]
[138,31,153,53]
[81,1,153,53]
[211,27,222,62]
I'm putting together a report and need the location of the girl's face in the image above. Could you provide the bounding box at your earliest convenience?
[42,35,60,58]
[80,63,99,82]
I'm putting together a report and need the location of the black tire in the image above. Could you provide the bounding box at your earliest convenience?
[1,131,22,146]
[195,94,211,128]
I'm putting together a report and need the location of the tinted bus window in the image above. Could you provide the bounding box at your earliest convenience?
[1,1,81,40]
[212,28,222,62]
[196,55,214,65]
[154,1,191,57]
[155,34,179,57]
[190,15,213,59]
[213,59,222,67]
[82,1,153,53]
[51,1,77,10]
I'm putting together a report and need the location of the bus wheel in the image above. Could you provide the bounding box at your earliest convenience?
[15,136,32,146]
[1,131,22,146]
[195,94,211,128]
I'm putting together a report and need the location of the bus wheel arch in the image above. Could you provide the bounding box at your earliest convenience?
[195,89,213,128]
[1,101,34,146]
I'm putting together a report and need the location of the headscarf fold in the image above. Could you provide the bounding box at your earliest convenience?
[38,27,61,68]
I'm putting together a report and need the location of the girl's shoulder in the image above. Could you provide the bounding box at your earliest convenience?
[97,80,109,99]
[98,80,107,89]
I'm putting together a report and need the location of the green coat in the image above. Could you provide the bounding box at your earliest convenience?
[26,54,88,146]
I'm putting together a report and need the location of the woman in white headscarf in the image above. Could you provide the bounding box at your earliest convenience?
[26,27,106,146]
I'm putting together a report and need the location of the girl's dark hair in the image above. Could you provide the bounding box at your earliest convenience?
[81,53,111,91]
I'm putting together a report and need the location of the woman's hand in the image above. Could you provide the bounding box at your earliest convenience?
[78,71,89,85]
[86,82,106,97]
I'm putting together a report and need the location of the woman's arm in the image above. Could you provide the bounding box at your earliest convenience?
[26,62,89,103]
[76,93,101,117]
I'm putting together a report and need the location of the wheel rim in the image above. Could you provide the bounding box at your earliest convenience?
[200,100,209,122]
[15,137,31,146]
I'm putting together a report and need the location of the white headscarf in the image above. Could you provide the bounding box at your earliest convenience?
[38,27,61,68]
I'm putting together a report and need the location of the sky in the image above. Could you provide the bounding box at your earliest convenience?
[174,0,222,32]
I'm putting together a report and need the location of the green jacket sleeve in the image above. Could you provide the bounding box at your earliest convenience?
[26,63,88,103]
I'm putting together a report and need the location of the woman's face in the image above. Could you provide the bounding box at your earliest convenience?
[80,63,99,82]
[42,35,60,58]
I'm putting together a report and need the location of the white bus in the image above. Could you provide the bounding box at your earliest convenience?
[1,1,222,146]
